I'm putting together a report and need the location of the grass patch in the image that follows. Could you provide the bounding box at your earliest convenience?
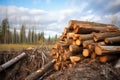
[0,44,53,51]
[0,44,37,51]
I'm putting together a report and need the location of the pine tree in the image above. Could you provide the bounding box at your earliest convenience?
[13,28,17,43]
[48,35,51,44]
[1,18,9,43]
[20,24,26,43]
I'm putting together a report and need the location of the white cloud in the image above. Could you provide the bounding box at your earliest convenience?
[107,0,120,10]
[0,4,120,38]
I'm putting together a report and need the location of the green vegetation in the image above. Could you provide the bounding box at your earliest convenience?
[0,18,58,45]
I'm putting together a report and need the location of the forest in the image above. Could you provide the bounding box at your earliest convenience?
[0,18,57,45]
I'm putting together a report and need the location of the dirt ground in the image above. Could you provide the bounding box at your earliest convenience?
[0,46,120,80]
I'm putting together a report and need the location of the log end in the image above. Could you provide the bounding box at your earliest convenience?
[95,46,102,55]
[70,56,80,63]
[76,39,81,46]
[82,49,89,57]
[99,56,108,63]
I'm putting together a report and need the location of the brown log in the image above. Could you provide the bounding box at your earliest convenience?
[72,40,76,45]
[63,27,72,35]
[72,34,80,40]
[68,20,118,29]
[93,32,120,42]
[74,27,100,34]
[95,46,120,55]
[82,40,94,48]
[58,35,67,41]
[99,55,119,63]
[69,45,83,54]
[25,59,56,80]
[65,39,73,45]
[79,34,94,41]
[97,42,106,46]
[104,36,120,44]
[0,52,26,72]
[67,32,74,39]
[75,39,81,46]
[91,52,97,59]
[52,41,69,49]
[70,56,80,63]
[82,49,92,57]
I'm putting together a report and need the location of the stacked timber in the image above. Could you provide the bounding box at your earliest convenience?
[51,20,120,70]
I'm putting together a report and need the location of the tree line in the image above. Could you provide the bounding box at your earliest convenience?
[0,18,57,44]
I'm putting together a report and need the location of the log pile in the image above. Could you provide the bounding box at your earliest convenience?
[51,20,120,70]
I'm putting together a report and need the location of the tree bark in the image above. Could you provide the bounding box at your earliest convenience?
[95,46,120,55]
[67,32,74,39]
[104,36,120,44]
[82,40,94,48]
[93,32,120,42]
[0,52,26,72]
[69,45,83,54]
[74,27,100,34]
[25,59,56,80]
[79,34,94,41]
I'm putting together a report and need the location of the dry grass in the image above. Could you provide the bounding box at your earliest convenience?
[0,44,53,51]
[0,44,37,51]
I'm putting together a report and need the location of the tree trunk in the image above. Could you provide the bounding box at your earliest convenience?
[93,32,120,42]
[99,55,119,63]
[69,45,83,54]
[25,59,56,80]
[74,27,100,34]
[82,49,92,57]
[67,32,74,39]
[63,27,72,35]
[104,36,120,44]
[82,40,94,48]
[79,34,94,41]
[95,46,120,55]
[0,52,26,72]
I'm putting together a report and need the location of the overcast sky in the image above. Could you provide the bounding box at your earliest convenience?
[0,0,120,38]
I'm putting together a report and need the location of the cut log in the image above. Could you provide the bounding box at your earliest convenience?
[99,55,119,63]
[104,36,120,44]
[52,41,69,49]
[25,59,56,80]
[72,40,76,45]
[70,56,80,63]
[75,39,81,46]
[63,27,72,35]
[79,34,94,41]
[72,34,80,40]
[67,32,74,39]
[69,45,83,54]
[65,39,73,45]
[82,40,94,48]
[82,49,92,57]
[93,32,120,42]
[91,52,97,59]
[74,27,100,34]
[97,42,106,46]
[0,52,26,72]
[69,20,118,29]
[95,46,120,55]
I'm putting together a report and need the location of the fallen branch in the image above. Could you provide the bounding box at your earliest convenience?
[0,52,26,72]
[25,59,56,80]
